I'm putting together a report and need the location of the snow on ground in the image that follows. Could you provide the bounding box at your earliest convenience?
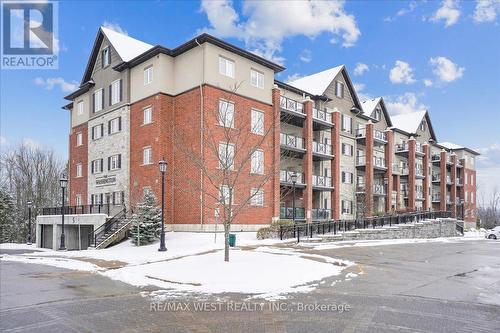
[464,230,485,238]
[0,243,50,251]
[13,232,288,265]
[0,254,102,272]
[102,248,349,299]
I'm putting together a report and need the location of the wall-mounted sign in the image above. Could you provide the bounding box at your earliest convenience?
[96,174,116,187]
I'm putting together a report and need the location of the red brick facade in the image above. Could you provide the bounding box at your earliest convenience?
[69,123,88,205]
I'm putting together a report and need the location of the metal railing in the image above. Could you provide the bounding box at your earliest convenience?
[396,143,408,152]
[392,163,401,174]
[280,170,304,184]
[312,141,332,155]
[356,155,366,166]
[312,175,332,188]
[312,108,332,123]
[280,206,305,220]
[432,174,441,182]
[432,194,441,202]
[88,208,127,248]
[374,130,387,142]
[374,156,386,168]
[278,211,453,242]
[312,208,332,220]
[373,184,385,195]
[280,96,304,114]
[280,133,305,150]
[355,128,366,138]
[40,204,123,216]
[432,155,441,161]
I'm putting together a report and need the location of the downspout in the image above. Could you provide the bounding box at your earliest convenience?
[195,38,205,226]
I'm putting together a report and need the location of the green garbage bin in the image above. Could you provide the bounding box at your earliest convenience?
[229,233,236,247]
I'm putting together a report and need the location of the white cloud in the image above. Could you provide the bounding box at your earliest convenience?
[384,1,419,22]
[385,92,427,115]
[476,143,500,203]
[431,0,461,27]
[299,49,312,63]
[429,56,464,83]
[285,73,303,83]
[34,77,78,93]
[423,79,433,87]
[200,0,360,63]
[476,143,500,168]
[0,136,8,146]
[354,63,369,76]
[389,60,416,84]
[353,82,373,102]
[473,0,500,23]
[22,138,41,149]
[102,21,128,35]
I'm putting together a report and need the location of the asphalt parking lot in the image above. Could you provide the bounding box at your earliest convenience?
[1,239,499,333]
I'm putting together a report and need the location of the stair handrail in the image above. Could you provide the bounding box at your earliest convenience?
[88,206,127,247]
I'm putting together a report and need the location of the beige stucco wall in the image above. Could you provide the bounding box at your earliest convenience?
[130,53,174,103]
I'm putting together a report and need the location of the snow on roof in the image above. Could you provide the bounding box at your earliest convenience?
[439,142,464,150]
[101,27,154,62]
[288,65,344,96]
[361,97,382,115]
[390,110,427,134]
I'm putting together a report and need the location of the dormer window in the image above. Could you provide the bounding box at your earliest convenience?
[335,81,344,98]
[102,47,110,68]
[374,108,381,121]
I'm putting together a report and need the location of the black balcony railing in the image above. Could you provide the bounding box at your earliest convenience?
[278,211,453,242]
[40,204,124,216]
[280,206,305,220]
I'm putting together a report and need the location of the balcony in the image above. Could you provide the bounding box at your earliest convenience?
[446,155,453,165]
[356,128,387,145]
[356,155,366,168]
[374,130,387,144]
[416,143,425,156]
[312,141,333,160]
[446,196,452,205]
[431,155,441,164]
[416,192,424,201]
[280,206,305,220]
[456,160,463,168]
[432,174,441,183]
[312,108,333,130]
[312,208,332,220]
[280,96,305,126]
[280,133,306,154]
[400,167,410,177]
[373,156,387,171]
[355,183,366,193]
[312,175,333,190]
[392,163,401,174]
[446,176,453,185]
[373,184,386,196]
[416,168,424,179]
[456,178,463,186]
[432,194,441,203]
[395,142,409,156]
[280,170,305,187]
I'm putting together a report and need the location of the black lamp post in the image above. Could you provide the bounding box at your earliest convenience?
[290,172,298,223]
[384,177,389,212]
[27,201,33,245]
[460,199,465,220]
[158,158,167,252]
[59,174,68,250]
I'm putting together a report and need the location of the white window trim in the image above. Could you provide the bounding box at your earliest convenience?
[94,88,104,112]
[77,101,84,115]
[218,142,235,170]
[251,149,264,175]
[143,147,153,165]
[111,79,121,105]
[109,154,121,171]
[75,194,82,206]
[250,188,264,206]
[251,109,264,135]
[219,56,235,78]
[76,163,82,178]
[144,66,153,85]
[109,117,121,134]
[218,99,235,128]
[250,69,264,89]
[143,106,153,125]
[76,132,83,146]
[219,185,235,205]
[336,81,344,98]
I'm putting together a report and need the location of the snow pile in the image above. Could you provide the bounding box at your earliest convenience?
[0,243,49,251]
[0,254,102,272]
[103,248,350,298]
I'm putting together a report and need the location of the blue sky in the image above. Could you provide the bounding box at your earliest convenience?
[1,0,499,197]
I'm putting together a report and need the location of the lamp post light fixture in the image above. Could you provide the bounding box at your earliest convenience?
[290,172,298,223]
[158,158,168,252]
[27,201,33,245]
[59,174,68,251]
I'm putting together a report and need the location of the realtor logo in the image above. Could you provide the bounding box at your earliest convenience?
[1,0,58,69]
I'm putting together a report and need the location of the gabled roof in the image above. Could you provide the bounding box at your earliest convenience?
[391,110,437,141]
[287,65,344,96]
[439,142,480,155]
[100,27,154,62]
[361,97,392,127]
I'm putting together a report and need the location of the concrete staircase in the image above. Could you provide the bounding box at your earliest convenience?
[299,218,461,243]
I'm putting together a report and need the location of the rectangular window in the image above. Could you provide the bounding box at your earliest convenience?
[250,188,264,206]
[219,143,235,170]
[219,56,234,78]
[91,193,104,205]
[76,163,82,178]
[93,89,104,112]
[144,66,153,85]
[251,150,264,174]
[342,171,353,184]
[91,159,103,174]
[250,69,264,89]
[102,47,110,67]
[108,154,121,171]
[143,107,153,125]
[75,194,82,206]
[76,132,83,146]
[336,81,344,98]
[77,101,84,115]
[218,100,235,128]
[108,117,121,134]
[143,147,152,165]
[342,200,352,214]
[113,191,124,205]
[110,79,122,105]
[251,109,264,135]
[91,124,104,140]
[342,143,353,156]
[341,114,352,133]
[219,185,234,205]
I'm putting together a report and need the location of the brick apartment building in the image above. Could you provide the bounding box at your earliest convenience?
[64,27,478,231]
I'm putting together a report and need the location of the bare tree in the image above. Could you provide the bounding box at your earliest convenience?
[477,185,499,229]
[0,143,65,242]
[172,83,295,261]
